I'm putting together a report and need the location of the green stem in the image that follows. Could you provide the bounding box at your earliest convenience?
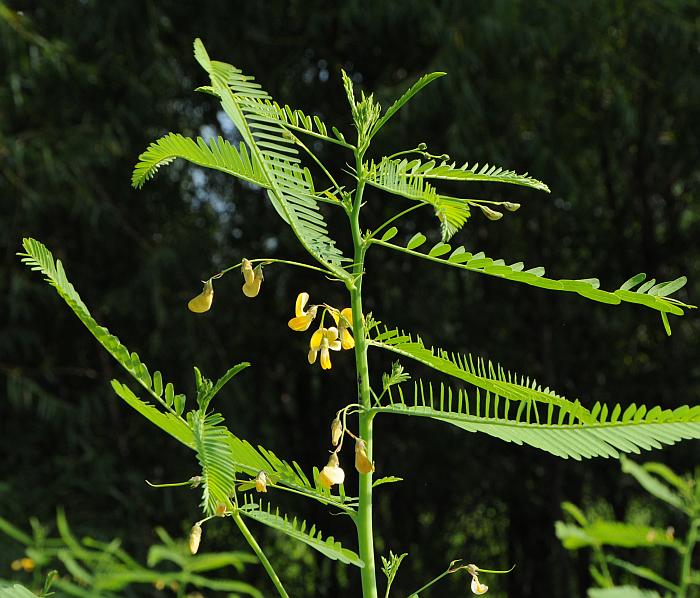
[679,518,699,598]
[213,258,333,279]
[406,569,452,597]
[232,511,289,598]
[350,153,378,598]
[367,204,425,241]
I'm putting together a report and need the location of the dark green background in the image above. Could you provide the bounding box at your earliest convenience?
[2,1,699,596]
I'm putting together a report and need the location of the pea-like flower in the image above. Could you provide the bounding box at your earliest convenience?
[470,577,488,595]
[255,471,271,493]
[355,438,375,474]
[188,280,214,313]
[318,451,345,489]
[308,327,342,370]
[241,259,263,298]
[288,292,318,331]
[189,522,202,554]
[332,307,355,350]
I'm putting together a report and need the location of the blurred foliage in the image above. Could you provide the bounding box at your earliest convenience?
[0,510,261,596]
[1,1,699,596]
[556,457,700,597]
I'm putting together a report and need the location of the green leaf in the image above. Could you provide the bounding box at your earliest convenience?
[188,411,237,516]
[407,233,427,250]
[588,587,662,598]
[620,456,685,511]
[380,226,399,242]
[0,584,39,597]
[371,375,700,460]
[400,158,550,192]
[132,133,267,189]
[370,237,694,320]
[607,556,680,593]
[370,72,446,138]
[240,499,364,567]
[373,476,403,488]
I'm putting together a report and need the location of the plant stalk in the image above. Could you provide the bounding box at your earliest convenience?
[232,511,290,598]
[679,518,699,598]
[350,153,378,598]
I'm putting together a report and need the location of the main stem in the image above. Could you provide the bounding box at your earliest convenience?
[350,154,378,598]
[678,518,699,598]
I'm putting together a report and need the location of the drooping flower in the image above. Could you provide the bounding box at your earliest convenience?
[241,259,263,298]
[470,576,489,595]
[355,438,375,474]
[189,522,202,554]
[188,280,214,313]
[332,307,355,350]
[318,451,345,489]
[255,471,271,493]
[480,205,503,221]
[288,292,318,331]
[308,327,342,370]
[331,416,343,447]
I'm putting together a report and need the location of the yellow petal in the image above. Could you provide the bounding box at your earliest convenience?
[188,280,214,313]
[355,439,375,474]
[289,314,313,332]
[189,523,202,555]
[340,307,354,326]
[242,278,262,298]
[310,328,324,349]
[331,417,343,446]
[320,346,332,369]
[471,577,488,595]
[255,471,269,493]
[307,348,318,364]
[295,292,310,317]
[318,469,332,489]
[340,329,355,350]
[329,340,342,351]
[241,258,255,285]
[325,326,339,341]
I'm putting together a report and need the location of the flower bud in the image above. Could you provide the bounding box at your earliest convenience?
[189,523,202,554]
[417,142,427,151]
[255,471,270,493]
[188,280,214,313]
[331,416,343,447]
[480,205,503,221]
[355,439,375,474]
[503,202,520,212]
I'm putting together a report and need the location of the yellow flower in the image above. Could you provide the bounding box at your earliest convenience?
[331,416,343,447]
[332,307,355,350]
[255,471,270,493]
[355,439,375,474]
[189,522,202,554]
[241,259,263,298]
[288,292,318,331]
[187,280,214,313]
[318,451,345,489]
[308,327,342,369]
[470,576,489,595]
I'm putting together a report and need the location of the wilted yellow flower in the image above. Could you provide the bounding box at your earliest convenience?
[308,327,342,370]
[318,451,345,489]
[331,416,343,446]
[480,205,503,221]
[332,307,355,349]
[241,259,263,298]
[288,292,318,331]
[255,471,271,493]
[189,522,202,554]
[355,439,375,474]
[154,580,166,591]
[10,560,21,571]
[471,576,488,595]
[215,502,227,517]
[188,280,214,313]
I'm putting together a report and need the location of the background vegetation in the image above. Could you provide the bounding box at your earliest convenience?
[1,1,698,596]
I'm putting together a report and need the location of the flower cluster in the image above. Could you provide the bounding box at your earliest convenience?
[287,292,355,370]
[187,258,264,314]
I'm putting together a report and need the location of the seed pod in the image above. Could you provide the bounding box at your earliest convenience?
[355,439,375,474]
[503,202,521,212]
[187,280,214,313]
[331,416,343,446]
[189,523,202,554]
[480,205,503,221]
